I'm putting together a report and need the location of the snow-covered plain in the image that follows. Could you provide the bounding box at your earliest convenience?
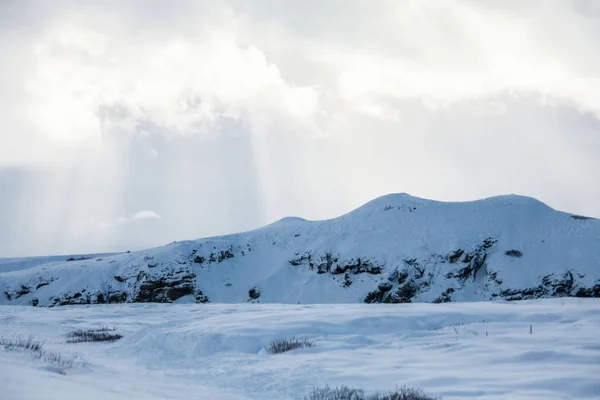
[1,299,599,400]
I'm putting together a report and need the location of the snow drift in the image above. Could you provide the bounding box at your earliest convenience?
[1,194,599,306]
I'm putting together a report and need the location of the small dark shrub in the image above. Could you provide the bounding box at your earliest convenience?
[304,385,364,400]
[265,337,315,354]
[248,287,261,300]
[370,386,440,400]
[66,326,122,343]
[505,249,523,258]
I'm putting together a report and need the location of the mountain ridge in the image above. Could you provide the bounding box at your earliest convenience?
[1,193,598,306]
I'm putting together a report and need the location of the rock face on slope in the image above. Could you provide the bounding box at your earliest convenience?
[1,194,599,307]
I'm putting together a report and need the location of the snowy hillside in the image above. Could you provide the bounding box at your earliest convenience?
[1,194,599,307]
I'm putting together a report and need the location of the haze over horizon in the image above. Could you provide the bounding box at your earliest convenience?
[2,0,600,257]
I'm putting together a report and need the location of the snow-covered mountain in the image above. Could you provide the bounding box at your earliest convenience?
[1,194,599,307]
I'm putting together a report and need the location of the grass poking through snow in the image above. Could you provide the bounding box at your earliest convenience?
[265,337,315,354]
[303,385,440,400]
[1,335,84,374]
[66,326,122,343]
[0,335,44,352]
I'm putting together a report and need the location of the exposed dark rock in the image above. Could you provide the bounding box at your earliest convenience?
[32,277,57,291]
[343,273,353,287]
[136,271,149,282]
[378,282,393,292]
[331,258,382,275]
[499,286,547,301]
[136,275,195,302]
[571,215,593,220]
[482,237,496,248]
[575,283,600,298]
[364,289,388,303]
[432,288,455,304]
[66,256,91,262]
[135,266,196,303]
[107,292,128,303]
[114,275,125,283]
[397,271,409,285]
[364,280,417,304]
[396,281,417,303]
[193,256,205,264]
[15,285,31,298]
[448,250,464,263]
[49,291,95,307]
[405,259,425,278]
[195,290,209,303]
[217,250,234,263]
[316,253,336,274]
[446,237,497,282]
[499,271,584,301]
[289,254,310,266]
[166,285,194,301]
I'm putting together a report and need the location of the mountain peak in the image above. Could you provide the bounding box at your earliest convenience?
[1,193,598,307]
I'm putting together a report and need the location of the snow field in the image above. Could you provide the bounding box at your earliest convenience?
[1,298,599,399]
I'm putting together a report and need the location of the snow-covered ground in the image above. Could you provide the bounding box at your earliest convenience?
[1,299,599,399]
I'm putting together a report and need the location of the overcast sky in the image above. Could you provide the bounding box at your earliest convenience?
[1,0,599,256]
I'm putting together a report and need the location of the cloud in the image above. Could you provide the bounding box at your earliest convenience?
[4,0,599,158]
[131,211,161,221]
[0,0,599,256]
[95,211,162,227]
